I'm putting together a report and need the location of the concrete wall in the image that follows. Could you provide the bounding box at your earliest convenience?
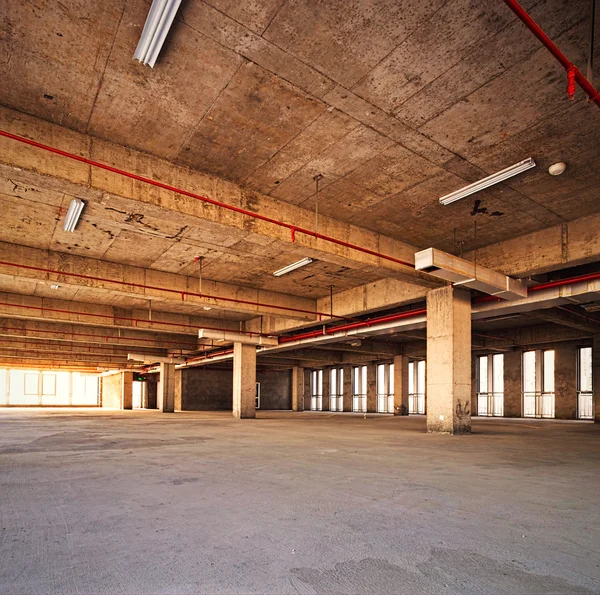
[101,372,133,409]
[180,367,293,411]
[182,368,233,411]
[257,370,292,410]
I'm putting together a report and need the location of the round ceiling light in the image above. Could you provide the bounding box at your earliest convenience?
[548,162,567,176]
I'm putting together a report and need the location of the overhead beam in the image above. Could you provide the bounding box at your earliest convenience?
[0,106,432,286]
[0,241,317,321]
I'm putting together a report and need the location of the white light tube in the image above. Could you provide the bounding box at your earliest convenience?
[273,257,314,277]
[134,0,183,68]
[63,198,85,232]
[439,158,536,205]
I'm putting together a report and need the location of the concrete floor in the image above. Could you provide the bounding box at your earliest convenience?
[0,410,599,595]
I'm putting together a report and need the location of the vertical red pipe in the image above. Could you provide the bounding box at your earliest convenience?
[503,0,600,107]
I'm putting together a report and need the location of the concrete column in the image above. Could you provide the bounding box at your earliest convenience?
[303,369,312,411]
[393,355,409,415]
[158,363,176,413]
[366,363,377,413]
[593,336,600,423]
[321,368,330,411]
[173,369,183,412]
[232,342,256,419]
[292,366,305,412]
[471,355,478,416]
[426,286,471,434]
[141,381,149,409]
[554,343,578,419]
[343,366,353,412]
[503,350,522,417]
[122,371,133,410]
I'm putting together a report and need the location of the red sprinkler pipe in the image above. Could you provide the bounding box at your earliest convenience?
[278,307,427,343]
[0,260,340,322]
[0,131,415,269]
[503,0,600,107]
[0,300,278,337]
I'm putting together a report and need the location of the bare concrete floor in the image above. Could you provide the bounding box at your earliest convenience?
[0,409,599,595]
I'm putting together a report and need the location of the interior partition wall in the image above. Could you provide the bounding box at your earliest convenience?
[310,369,323,411]
[376,363,394,413]
[408,360,426,414]
[352,365,367,413]
[523,349,555,418]
[0,369,100,406]
[477,354,504,416]
[330,368,343,412]
[578,346,593,419]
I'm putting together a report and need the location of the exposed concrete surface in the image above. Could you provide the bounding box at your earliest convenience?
[0,409,599,594]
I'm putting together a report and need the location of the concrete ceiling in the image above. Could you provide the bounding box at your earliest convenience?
[2,0,599,254]
[1,0,600,370]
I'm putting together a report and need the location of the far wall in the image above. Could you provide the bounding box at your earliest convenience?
[181,367,292,411]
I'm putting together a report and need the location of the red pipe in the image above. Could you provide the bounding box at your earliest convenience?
[0,131,415,269]
[0,260,339,322]
[0,337,175,355]
[279,307,427,344]
[503,0,600,107]
[0,300,277,337]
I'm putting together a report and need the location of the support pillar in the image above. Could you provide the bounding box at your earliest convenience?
[593,336,600,423]
[158,363,176,413]
[366,363,377,413]
[173,369,183,412]
[292,366,305,412]
[232,342,256,419]
[343,366,353,412]
[321,368,331,412]
[503,350,522,417]
[393,355,409,415]
[554,343,578,419]
[303,369,312,411]
[471,355,478,416]
[122,371,133,410]
[426,286,471,434]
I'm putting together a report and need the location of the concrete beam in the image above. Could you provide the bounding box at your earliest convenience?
[0,241,317,320]
[466,214,600,278]
[0,106,430,285]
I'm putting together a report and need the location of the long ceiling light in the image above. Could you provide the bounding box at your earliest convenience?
[273,257,314,277]
[63,198,85,232]
[439,158,536,205]
[133,0,182,68]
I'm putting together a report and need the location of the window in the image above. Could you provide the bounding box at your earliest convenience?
[578,347,593,420]
[376,363,394,413]
[408,360,425,414]
[330,368,343,412]
[477,354,504,416]
[523,349,555,418]
[352,366,367,412]
[310,370,323,411]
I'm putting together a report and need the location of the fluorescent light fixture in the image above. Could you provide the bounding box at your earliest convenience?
[63,198,85,232]
[50,284,61,290]
[134,0,182,67]
[439,158,536,205]
[273,257,314,277]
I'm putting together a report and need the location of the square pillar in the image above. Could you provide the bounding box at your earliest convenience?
[321,368,331,411]
[303,369,312,411]
[173,369,183,412]
[366,363,377,413]
[122,371,133,410]
[555,343,578,419]
[393,355,409,415]
[503,350,522,417]
[342,366,353,412]
[426,286,471,434]
[292,366,305,412]
[233,342,256,419]
[158,363,176,413]
[593,336,600,423]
